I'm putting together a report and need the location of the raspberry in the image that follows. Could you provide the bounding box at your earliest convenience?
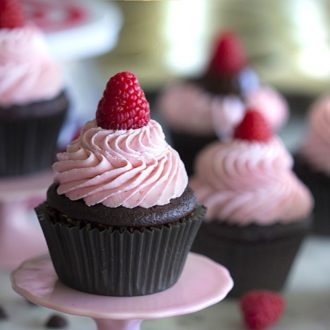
[0,0,25,28]
[240,290,285,330]
[209,31,247,76]
[96,71,150,130]
[234,109,272,142]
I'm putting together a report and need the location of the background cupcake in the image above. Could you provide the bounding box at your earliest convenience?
[36,71,204,297]
[0,0,69,177]
[191,110,312,297]
[158,31,288,175]
[294,95,330,235]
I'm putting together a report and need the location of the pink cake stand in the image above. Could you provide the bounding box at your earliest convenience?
[12,253,233,330]
[0,171,52,270]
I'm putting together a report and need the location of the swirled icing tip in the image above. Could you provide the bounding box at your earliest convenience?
[234,108,272,142]
[0,0,25,29]
[208,30,247,76]
[96,71,150,130]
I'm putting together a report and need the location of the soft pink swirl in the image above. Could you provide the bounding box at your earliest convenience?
[159,83,288,137]
[158,83,214,135]
[53,119,188,208]
[300,95,330,175]
[190,138,313,225]
[0,26,63,106]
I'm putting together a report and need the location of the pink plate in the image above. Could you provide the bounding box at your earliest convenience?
[0,171,53,270]
[12,253,233,330]
[0,170,53,202]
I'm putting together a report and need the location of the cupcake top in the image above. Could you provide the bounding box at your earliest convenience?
[53,71,188,209]
[159,31,288,137]
[190,110,313,225]
[300,95,330,176]
[0,0,63,107]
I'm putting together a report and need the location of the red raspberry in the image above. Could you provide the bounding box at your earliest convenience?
[96,71,150,130]
[240,290,286,330]
[209,31,247,76]
[0,0,25,29]
[234,109,272,142]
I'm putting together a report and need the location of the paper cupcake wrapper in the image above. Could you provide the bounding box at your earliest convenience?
[294,155,330,236]
[36,204,204,296]
[192,220,309,297]
[0,107,67,177]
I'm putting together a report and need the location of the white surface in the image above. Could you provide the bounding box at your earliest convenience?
[0,236,329,329]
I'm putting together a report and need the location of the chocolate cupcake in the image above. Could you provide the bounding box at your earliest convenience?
[191,110,313,297]
[36,71,204,296]
[158,31,288,175]
[294,95,330,235]
[0,0,69,177]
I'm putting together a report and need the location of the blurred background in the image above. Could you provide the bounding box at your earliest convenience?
[24,0,330,123]
[99,0,330,101]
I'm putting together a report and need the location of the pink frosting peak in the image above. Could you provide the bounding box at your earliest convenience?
[300,95,330,175]
[190,138,313,225]
[159,83,288,137]
[0,25,63,106]
[53,119,188,208]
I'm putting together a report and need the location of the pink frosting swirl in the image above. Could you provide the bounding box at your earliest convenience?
[159,83,288,137]
[0,25,63,106]
[300,95,330,175]
[190,138,313,225]
[53,119,188,208]
[158,83,214,135]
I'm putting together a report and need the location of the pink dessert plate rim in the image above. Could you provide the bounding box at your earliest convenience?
[11,253,233,320]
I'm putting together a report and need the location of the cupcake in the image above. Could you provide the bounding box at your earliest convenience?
[0,0,69,177]
[158,31,288,175]
[191,110,312,297]
[35,71,204,297]
[294,95,330,235]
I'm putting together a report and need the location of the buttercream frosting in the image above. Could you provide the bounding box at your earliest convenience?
[159,83,288,137]
[190,138,313,225]
[300,95,330,175]
[0,25,63,106]
[53,119,188,208]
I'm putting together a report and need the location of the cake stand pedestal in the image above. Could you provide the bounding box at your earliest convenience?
[12,253,233,330]
[0,172,53,270]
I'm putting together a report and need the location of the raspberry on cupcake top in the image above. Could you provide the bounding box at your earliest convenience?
[158,31,288,138]
[190,109,313,225]
[0,0,63,106]
[54,72,188,209]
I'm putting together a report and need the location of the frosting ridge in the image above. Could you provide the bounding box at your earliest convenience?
[0,25,63,106]
[54,119,188,208]
[300,95,330,175]
[159,83,288,136]
[190,138,313,225]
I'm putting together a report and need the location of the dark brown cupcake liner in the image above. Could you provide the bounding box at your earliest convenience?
[36,204,204,296]
[192,219,310,298]
[294,154,330,236]
[169,130,216,176]
[0,99,68,177]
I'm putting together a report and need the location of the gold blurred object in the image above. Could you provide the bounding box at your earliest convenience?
[99,0,330,94]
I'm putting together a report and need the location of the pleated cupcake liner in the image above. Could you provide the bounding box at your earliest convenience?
[36,204,204,297]
[169,130,216,176]
[294,155,330,236]
[0,107,67,177]
[192,220,309,298]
